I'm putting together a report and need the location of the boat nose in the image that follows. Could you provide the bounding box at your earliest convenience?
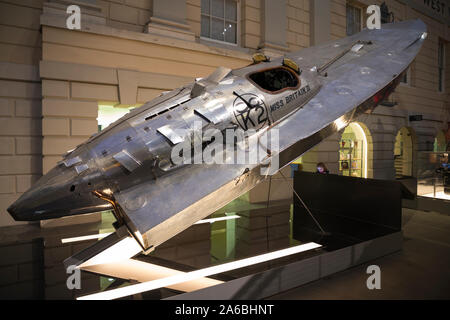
[6,203,20,221]
[7,164,76,220]
[7,162,108,221]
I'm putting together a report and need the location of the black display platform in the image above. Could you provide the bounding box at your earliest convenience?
[167,172,411,300]
[292,171,413,249]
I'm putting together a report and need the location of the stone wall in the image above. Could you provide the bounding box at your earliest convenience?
[0,238,45,299]
[286,0,310,50]
[0,0,44,226]
[97,0,153,32]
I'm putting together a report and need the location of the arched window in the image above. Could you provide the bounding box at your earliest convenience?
[248,67,299,93]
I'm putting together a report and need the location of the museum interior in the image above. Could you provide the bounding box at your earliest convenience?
[0,0,449,300]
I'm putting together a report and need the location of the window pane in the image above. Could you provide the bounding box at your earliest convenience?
[438,41,445,92]
[346,5,361,36]
[438,42,444,67]
[346,5,354,36]
[401,74,407,83]
[201,0,210,15]
[225,0,237,21]
[211,17,224,41]
[224,21,236,43]
[201,15,210,38]
[355,7,361,32]
[212,0,224,18]
[401,69,408,83]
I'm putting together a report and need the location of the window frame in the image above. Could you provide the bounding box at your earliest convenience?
[346,2,363,36]
[246,66,301,95]
[400,67,411,87]
[200,0,240,47]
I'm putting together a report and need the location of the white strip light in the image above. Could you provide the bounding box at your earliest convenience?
[194,215,240,224]
[79,236,143,268]
[78,242,322,300]
[61,232,113,244]
[81,259,224,292]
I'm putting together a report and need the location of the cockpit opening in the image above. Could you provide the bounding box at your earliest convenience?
[248,67,299,93]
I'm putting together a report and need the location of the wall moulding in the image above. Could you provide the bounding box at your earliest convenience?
[40,17,252,63]
[39,60,194,91]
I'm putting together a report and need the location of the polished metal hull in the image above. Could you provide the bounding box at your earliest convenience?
[120,20,427,250]
[8,20,426,256]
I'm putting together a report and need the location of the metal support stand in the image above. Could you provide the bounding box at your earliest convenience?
[278,170,327,235]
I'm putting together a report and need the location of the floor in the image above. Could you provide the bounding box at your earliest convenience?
[1,204,449,299]
[267,208,450,299]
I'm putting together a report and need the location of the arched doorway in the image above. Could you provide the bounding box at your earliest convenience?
[434,130,447,152]
[339,122,372,178]
[394,127,415,178]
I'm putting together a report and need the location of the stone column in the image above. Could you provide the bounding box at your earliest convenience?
[260,0,289,55]
[310,0,331,45]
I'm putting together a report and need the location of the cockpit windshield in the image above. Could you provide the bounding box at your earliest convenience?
[248,67,299,93]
